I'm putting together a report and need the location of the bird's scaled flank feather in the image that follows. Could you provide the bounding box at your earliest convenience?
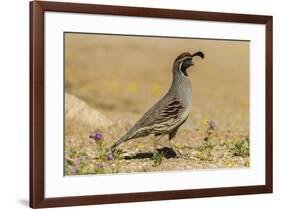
[132,98,183,133]
[160,100,183,119]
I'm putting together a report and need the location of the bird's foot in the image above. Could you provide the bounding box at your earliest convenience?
[169,142,189,159]
[174,150,189,159]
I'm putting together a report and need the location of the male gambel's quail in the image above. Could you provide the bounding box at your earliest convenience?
[111,51,204,157]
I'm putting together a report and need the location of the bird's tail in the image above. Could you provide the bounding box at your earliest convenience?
[110,133,133,151]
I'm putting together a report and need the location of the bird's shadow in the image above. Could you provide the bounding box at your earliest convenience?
[124,147,177,160]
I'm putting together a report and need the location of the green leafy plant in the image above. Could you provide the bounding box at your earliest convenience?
[195,120,217,161]
[89,132,113,161]
[231,137,249,157]
[93,163,106,174]
[112,148,125,161]
[196,141,215,161]
[204,120,216,142]
[65,144,90,175]
[152,152,166,167]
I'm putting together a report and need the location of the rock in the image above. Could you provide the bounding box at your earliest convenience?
[65,93,112,131]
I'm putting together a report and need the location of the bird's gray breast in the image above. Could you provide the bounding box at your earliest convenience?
[172,77,192,111]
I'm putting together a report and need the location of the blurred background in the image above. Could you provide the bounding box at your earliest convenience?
[65,33,249,132]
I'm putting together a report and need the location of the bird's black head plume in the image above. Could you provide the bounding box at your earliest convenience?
[192,51,204,59]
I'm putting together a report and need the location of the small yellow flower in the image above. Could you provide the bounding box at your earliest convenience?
[196,151,205,160]
[174,142,184,149]
[108,82,118,92]
[244,160,250,167]
[224,160,233,168]
[136,144,144,150]
[198,119,208,133]
[199,119,208,128]
[128,83,137,93]
[151,84,160,96]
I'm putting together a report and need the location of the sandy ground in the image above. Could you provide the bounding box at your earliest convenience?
[64,33,249,175]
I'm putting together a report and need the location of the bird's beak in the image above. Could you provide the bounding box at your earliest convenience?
[187,51,204,67]
[192,51,205,59]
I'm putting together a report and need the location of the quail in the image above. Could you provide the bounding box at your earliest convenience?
[111,51,205,157]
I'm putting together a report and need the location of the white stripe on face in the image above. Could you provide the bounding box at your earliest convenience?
[178,60,187,76]
[176,56,192,64]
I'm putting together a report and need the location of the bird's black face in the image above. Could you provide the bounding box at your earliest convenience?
[176,51,205,77]
[179,56,193,76]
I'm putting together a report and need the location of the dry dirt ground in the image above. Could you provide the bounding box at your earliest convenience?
[64,33,250,175]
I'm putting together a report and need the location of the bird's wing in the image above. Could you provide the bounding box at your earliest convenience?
[133,98,184,131]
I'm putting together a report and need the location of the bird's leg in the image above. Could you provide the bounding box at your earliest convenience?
[169,140,189,159]
[168,140,181,158]
[153,138,157,154]
[153,135,164,157]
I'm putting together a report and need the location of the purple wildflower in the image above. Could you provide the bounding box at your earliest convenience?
[70,167,78,175]
[107,152,114,161]
[89,132,103,141]
[95,163,104,169]
[75,157,81,164]
[209,120,216,130]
